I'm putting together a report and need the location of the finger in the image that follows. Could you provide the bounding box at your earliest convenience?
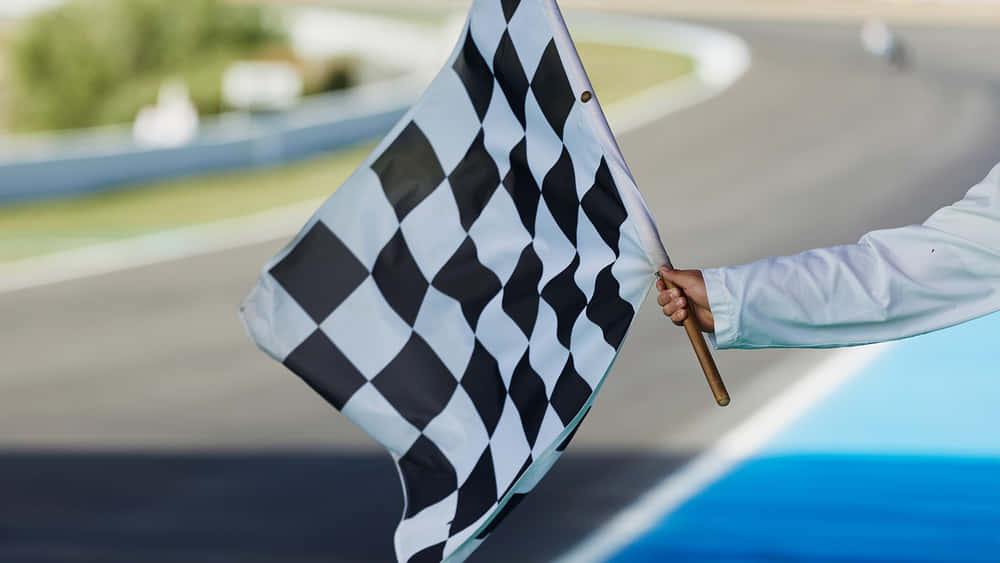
[659,267,674,286]
[662,302,683,317]
[657,289,680,307]
[656,279,665,291]
[661,298,685,316]
[660,267,688,288]
[671,309,688,324]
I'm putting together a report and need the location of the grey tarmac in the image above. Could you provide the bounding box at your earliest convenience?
[2,18,999,563]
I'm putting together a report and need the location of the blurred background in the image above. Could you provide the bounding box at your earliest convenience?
[1,1,999,562]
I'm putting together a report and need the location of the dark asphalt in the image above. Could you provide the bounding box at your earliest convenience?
[2,18,999,563]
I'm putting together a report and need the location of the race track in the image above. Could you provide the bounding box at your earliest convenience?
[2,18,1000,563]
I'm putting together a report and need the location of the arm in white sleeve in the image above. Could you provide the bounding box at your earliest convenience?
[704,162,1000,349]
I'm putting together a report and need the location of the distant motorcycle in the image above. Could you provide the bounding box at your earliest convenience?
[861,19,909,69]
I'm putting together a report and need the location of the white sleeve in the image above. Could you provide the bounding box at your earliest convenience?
[704,162,1000,349]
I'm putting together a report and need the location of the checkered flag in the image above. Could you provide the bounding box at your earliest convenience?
[241,0,669,561]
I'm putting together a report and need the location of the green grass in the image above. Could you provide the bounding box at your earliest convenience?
[0,41,693,263]
[335,5,455,26]
[577,42,694,105]
[0,29,10,133]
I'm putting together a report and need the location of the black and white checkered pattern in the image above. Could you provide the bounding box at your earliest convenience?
[241,1,656,561]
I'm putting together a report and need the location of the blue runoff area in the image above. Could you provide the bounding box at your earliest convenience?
[610,311,1000,562]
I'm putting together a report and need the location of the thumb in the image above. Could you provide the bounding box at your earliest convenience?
[659,267,697,290]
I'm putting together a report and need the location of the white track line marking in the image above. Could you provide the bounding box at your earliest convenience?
[553,342,891,563]
[0,199,322,294]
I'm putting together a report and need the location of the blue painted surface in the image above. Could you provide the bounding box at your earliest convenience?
[611,311,1000,562]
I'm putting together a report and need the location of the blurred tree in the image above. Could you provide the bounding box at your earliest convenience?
[6,0,319,132]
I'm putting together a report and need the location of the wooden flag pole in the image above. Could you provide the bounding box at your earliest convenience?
[659,275,730,407]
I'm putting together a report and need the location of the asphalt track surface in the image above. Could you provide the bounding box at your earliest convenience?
[3,19,1000,563]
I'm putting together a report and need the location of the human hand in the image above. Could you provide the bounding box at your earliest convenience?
[656,267,714,333]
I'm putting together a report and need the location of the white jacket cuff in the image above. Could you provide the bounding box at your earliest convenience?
[703,267,740,349]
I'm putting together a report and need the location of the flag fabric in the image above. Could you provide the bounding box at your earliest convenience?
[240,0,668,561]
